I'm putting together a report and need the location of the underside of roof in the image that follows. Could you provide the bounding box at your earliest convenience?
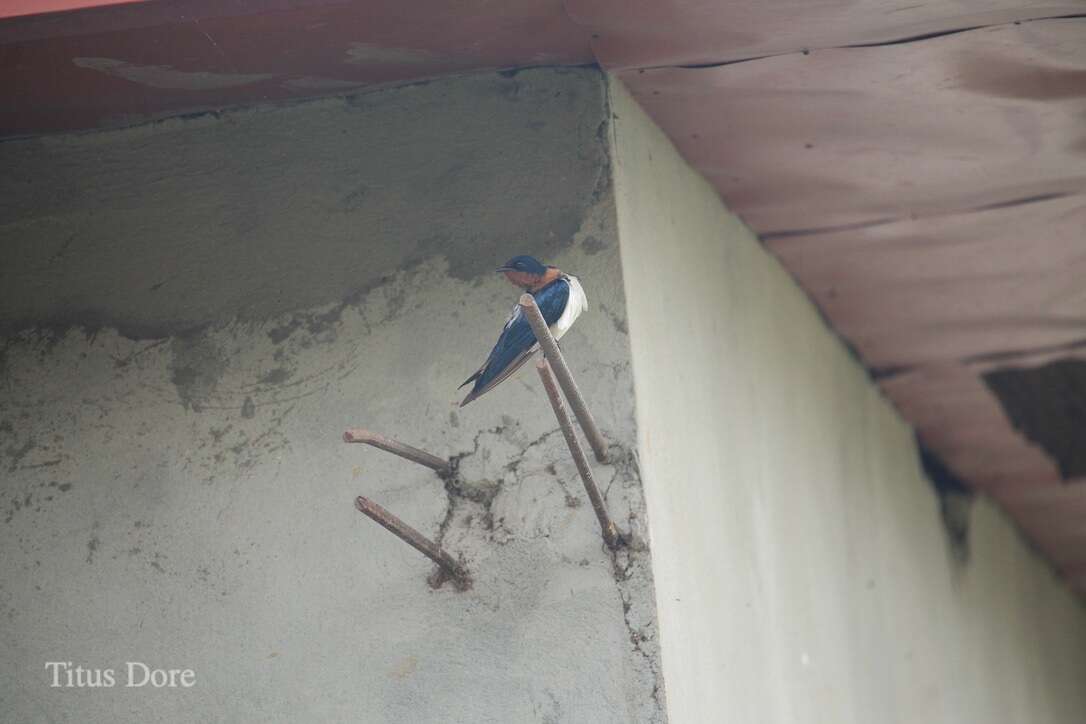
[3,0,1084,591]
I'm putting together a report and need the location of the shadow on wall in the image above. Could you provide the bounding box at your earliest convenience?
[918,440,975,567]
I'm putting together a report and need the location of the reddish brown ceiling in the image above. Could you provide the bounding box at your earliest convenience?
[3,1,1085,590]
[605,21,1086,234]
[579,5,1086,589]
[0,1,593,136]
[567,0,1086,67]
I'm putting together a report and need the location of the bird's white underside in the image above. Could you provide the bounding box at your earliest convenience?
[503,273,587,344]
[464,274,587,404]
[551,274,587,340]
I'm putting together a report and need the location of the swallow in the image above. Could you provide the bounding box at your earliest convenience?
[459,255,587,407]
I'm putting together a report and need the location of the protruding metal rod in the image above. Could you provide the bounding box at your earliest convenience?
[355,496,470,584]
[519,294,609,463]
[536,360,622,549]
[343,429,451,475]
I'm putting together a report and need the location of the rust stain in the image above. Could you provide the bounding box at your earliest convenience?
[388,655,418,679]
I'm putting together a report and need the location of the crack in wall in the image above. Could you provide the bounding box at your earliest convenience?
[604,443,665,719]
[646,14,1086,72]
[431,421,573,580]
[612,547,664,713]
[406,418,666,718]
[762,190,1081,241]
[426,421,561,587]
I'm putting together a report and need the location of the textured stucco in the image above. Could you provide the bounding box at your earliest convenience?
[608,76,1086,724]
[0,68,664,723]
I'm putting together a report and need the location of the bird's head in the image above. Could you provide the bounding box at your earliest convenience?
[497,255,553,290]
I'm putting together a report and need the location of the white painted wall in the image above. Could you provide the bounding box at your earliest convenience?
[608,77,1086,724]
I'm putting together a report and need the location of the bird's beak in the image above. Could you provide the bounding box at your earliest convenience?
[495,266,514,272]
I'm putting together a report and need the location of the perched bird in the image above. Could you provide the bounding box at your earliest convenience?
[459,255,587,407]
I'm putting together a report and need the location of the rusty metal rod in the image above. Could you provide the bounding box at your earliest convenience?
[519,294,609,463]
[355,496,470,583]
[536,360,621,549]
[343,429,451,475]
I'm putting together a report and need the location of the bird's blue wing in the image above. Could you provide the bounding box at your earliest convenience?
[460,279,569,405]
[533,278,571,327]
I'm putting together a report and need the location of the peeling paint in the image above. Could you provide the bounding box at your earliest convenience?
[73,57,273,90]
[343,42,441,66]
[985,358,1086,479]
[85,536,99,564]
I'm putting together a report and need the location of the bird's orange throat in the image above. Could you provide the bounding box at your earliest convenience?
[529,267,561,292]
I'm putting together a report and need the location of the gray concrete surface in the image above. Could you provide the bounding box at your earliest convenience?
[0,68,664,723]
[0,67,610,339]
[8,58,1083,724]
[608,76,1086,724]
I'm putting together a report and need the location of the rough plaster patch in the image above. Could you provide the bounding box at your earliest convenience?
[582,234,608,255]
[73,57,274,90]
[169,335,228,412]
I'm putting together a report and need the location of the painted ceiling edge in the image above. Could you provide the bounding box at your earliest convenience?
[0,1,597,137]
[0,0,352,38]
[1,0,145,22]
[1,0,589,44]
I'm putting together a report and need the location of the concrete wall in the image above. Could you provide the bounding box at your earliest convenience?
[608,77,1086,724]
[0,68,664,723]
[7,59,1083,724]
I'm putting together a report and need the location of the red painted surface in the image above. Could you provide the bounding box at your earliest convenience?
[4,0,1085,588]
[0,0,593,136]
[765,194,1086,367]
[594,14,1086,587]
[612,20,1086,233]
[2,0,145,20]
[594,14,1086,586]
[566,0,1085,68]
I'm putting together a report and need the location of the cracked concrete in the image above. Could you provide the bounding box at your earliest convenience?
[0,67,664,723]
